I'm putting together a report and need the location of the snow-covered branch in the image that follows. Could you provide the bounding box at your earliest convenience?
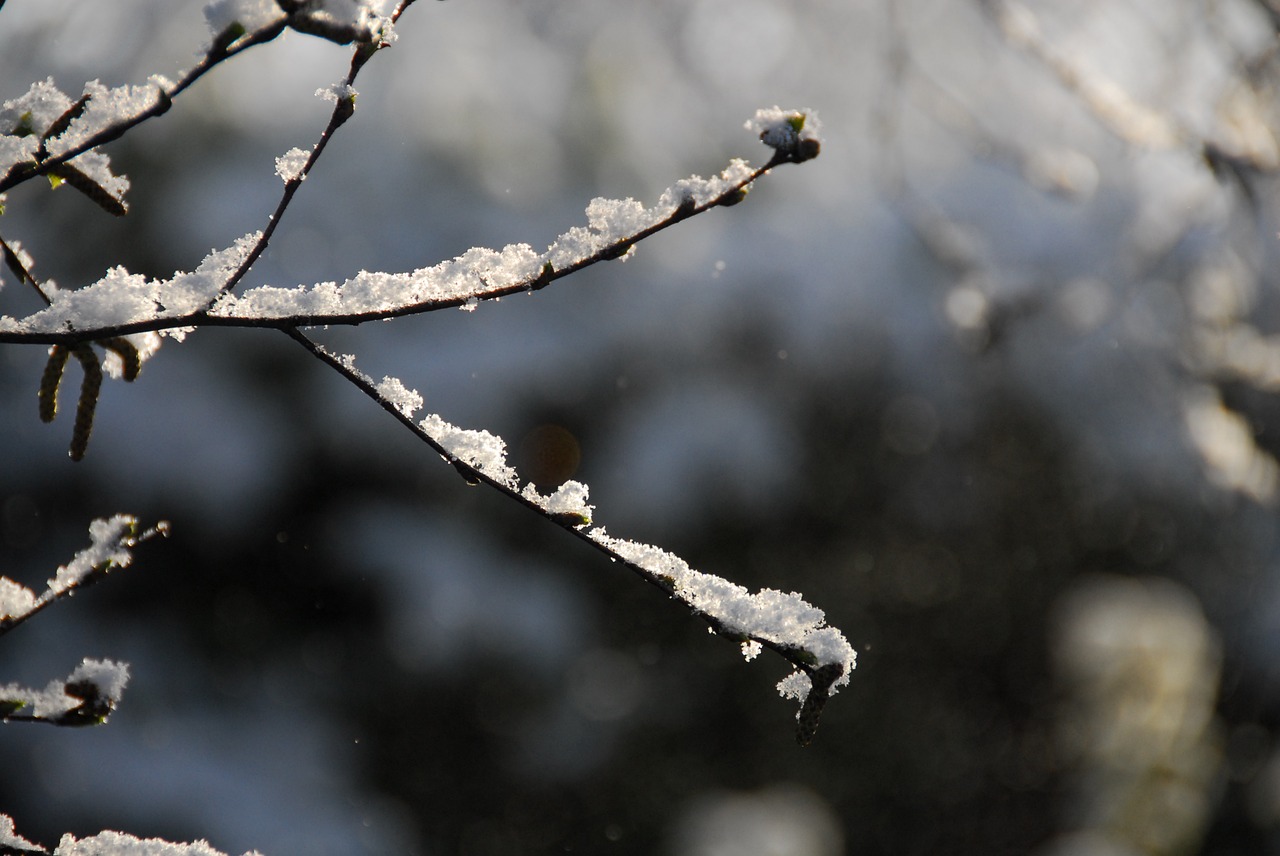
[286,334,854,745]
[1,516,167,725]
[0,0,847,749]
[0,130,813,345]
[0,1,400,200]
[0,515,168,639]
[1,812,263,856]
[0,659,131,728]
[0,0,850,851]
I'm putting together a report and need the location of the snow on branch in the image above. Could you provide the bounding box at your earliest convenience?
[0,107,823,344]
[0,2,397,206]
[0,0,844,850]
[1,812,266,856]
[746,106,823,164]
[290,341,854,744]
[0,813,44,855]
[0,658,131,727]
[0,516,167,727]
[0,97,843,738]
[1,0,841,739]
[0,515,168,638]
[0,78,144,217]
[0,234,263,342]
[585,527,854,745]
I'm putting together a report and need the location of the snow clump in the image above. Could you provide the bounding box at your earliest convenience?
[274,147,310,183]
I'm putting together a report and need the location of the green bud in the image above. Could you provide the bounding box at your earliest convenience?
[717,186,749,207]
[551,510,591,528]
[12,111,34,137]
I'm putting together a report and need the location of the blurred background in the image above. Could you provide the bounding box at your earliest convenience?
[3,0,1280,854]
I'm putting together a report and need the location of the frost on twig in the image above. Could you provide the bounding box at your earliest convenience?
[444,417,854,743]
[206,0,397,49]
[0,2,385,207]
[274,147,311,183]
[2,92,839,739]
[525,481,595,527]
[0,158,758,335]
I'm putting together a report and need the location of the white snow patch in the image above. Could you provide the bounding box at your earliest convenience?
[376,376,423,418]
[47,515,138,595]
[5,233,260,339]
[544,480,594,524]
[54,828,264,856]
[419,414,518,488]
[67,658,131,703]
[213,243,543,320]
[46,80,167,158]
[204,0,285,35]
[0,578,36,621]
[659,158,757,210]
[274,147,310,183]
[316,83,357,104]
[0,813,42,854]
[586,526,856,702]
[0,657,130,719]
[1,153,768,336]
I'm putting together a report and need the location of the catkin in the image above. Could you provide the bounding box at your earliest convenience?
[38,344,69,422]
[49,164,128,217]
[69,345,102,461]
[102,337,141,381]
[42,94,91,145]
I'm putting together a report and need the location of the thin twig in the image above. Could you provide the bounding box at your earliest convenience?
[0,20,288,195]
[0,233,53,306]
[213,12,400,298]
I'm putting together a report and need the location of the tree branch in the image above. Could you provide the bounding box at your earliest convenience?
[284,328,853,744]
[0,153,795,345]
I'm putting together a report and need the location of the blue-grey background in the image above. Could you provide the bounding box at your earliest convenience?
[3,1,1280,854]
